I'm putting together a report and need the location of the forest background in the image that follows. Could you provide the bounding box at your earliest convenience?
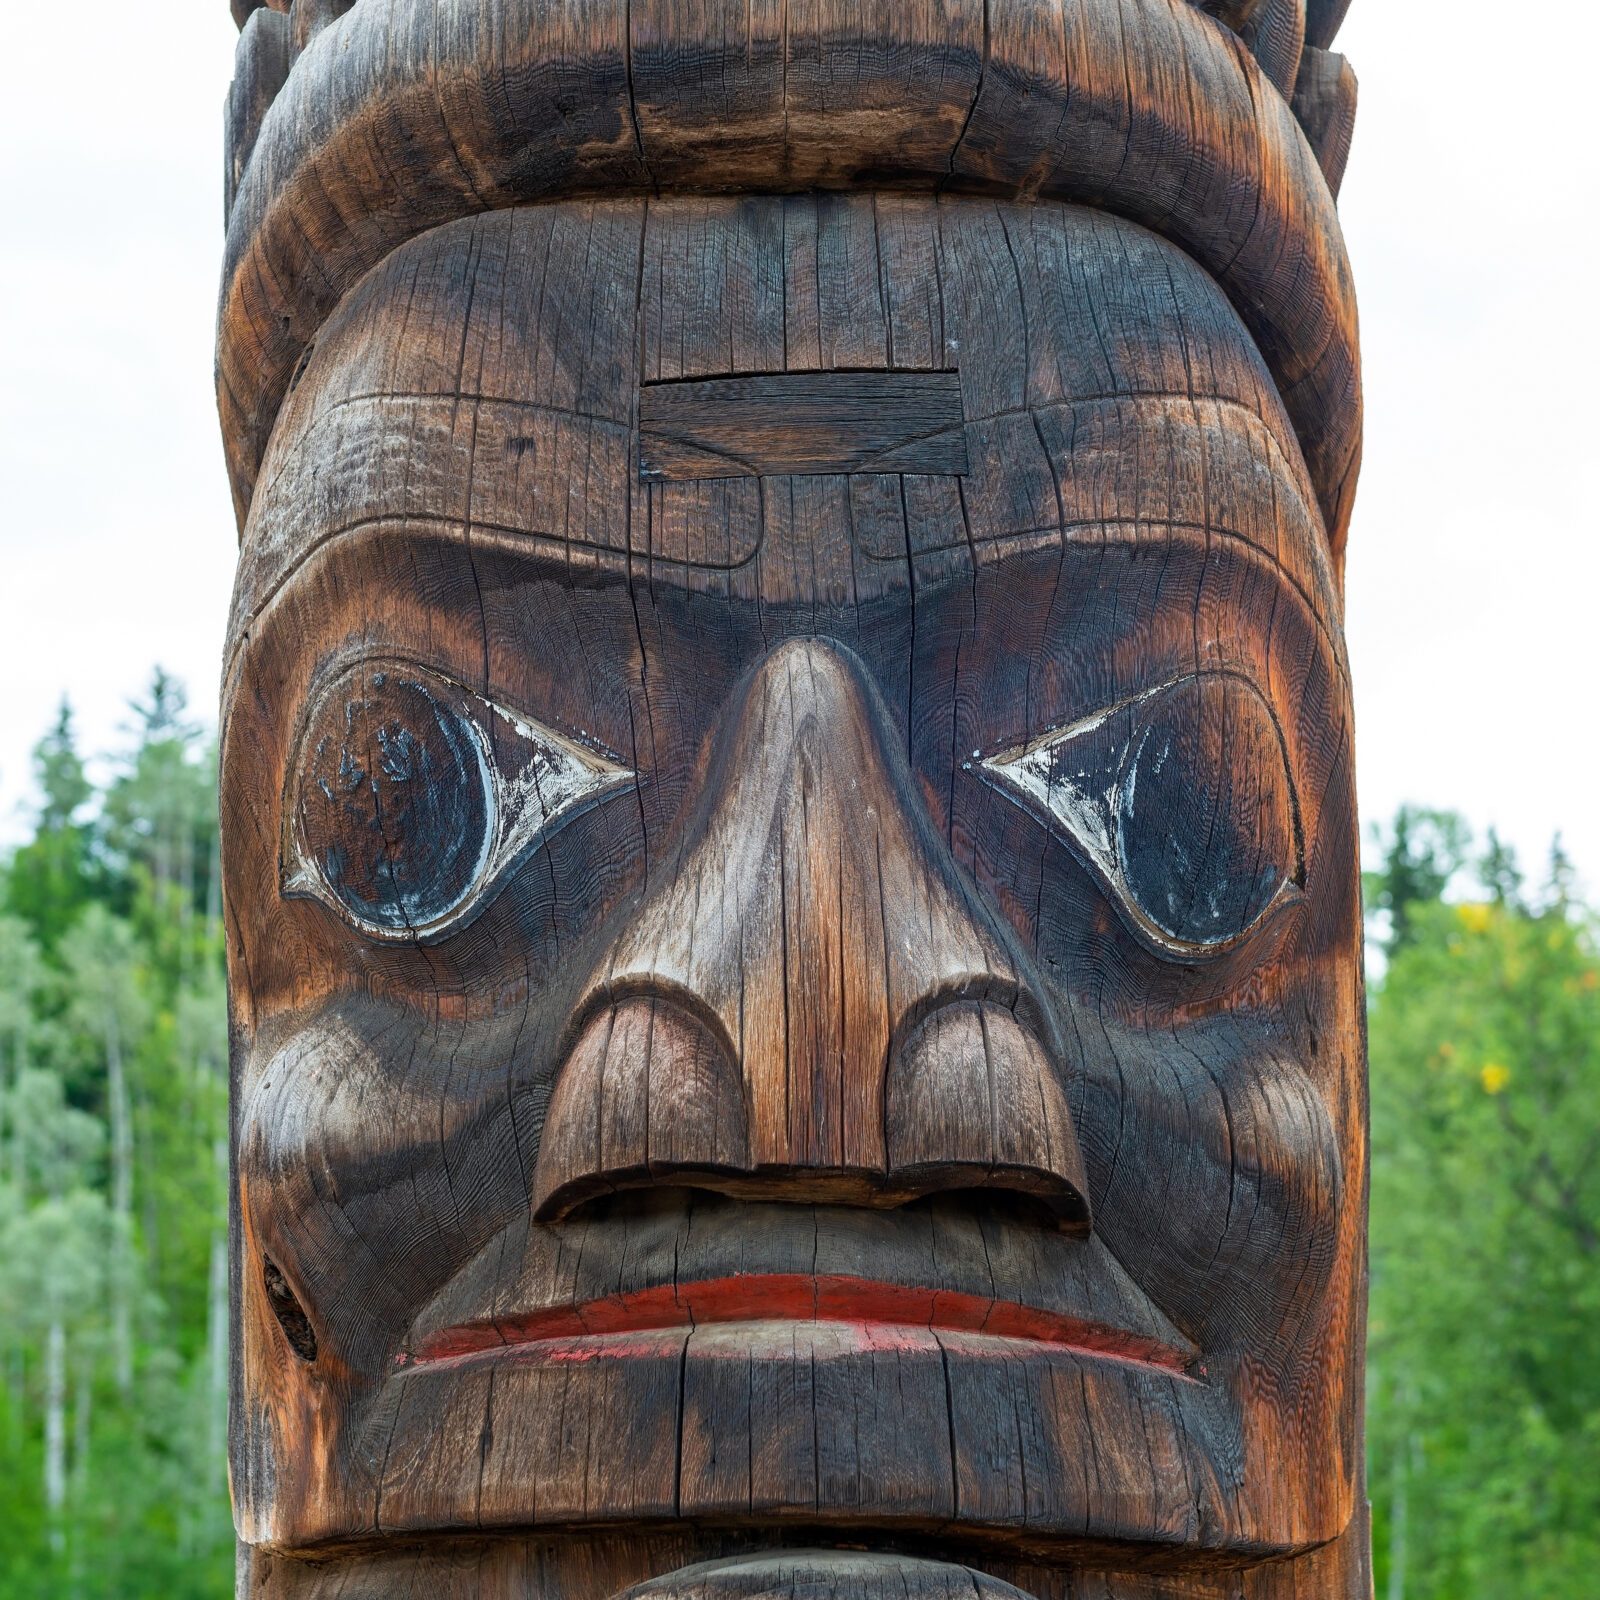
[0,678,1595,1597]
[3,2,1597,1595]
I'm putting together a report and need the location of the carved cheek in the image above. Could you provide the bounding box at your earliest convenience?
[1074,1032,1345,1356]
[237,1007,541,1368]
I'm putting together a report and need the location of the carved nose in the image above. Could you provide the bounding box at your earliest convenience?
[534,639,1090,1233]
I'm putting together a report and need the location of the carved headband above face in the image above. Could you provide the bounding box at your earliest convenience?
[220,0,1361,569]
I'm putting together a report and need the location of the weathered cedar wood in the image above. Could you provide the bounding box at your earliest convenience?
[1293,48,1361,199]
[1239,0,1306,96]
[1305,0,1354,50]
[638,373,969,481]
[216,4,1371,1600]
[223,8,289,219]
[216,0,1363,565]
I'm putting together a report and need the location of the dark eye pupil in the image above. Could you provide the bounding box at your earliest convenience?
[297,675,493,932]
[1116,677,1296,947]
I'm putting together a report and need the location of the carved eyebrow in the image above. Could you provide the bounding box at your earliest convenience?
[229,380,1339,682]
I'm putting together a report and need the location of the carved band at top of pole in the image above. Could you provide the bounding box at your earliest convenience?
[219,0,1362,571]
[228,0,1356,46]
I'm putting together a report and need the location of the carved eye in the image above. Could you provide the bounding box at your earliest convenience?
[283,662,633,942]
[978,673,1303,955]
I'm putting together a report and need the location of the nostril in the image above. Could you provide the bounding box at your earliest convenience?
[885,1001,1092,1237]
[263,1258,319,1362]
[895,1171,1091,1236]
[901,1186,1073,1234]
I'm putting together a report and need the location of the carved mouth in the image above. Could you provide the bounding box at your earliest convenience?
[401,1272,1196,1379]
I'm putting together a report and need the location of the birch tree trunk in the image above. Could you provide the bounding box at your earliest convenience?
[1385,1390,1414,1600]
[73,1356,92,1513]
[44,1319,66,1554]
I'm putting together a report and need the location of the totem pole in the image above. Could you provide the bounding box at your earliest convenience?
[217,2,1368,1597]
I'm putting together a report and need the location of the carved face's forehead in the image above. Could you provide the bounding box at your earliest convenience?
[232,197,1340,654]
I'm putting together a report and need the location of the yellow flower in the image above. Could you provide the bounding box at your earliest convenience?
[1456,902,1492,934]
[1480,1063,1510,1095]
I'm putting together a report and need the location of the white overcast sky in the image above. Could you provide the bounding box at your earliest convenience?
[1,4,1596,890]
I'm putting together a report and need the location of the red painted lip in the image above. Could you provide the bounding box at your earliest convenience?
[405,1274,1195,1379]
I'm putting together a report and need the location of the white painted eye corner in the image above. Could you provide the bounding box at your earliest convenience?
[492,703,636,863]
[979,732,1119,884]
[975,687,1168,888]
[397,687,637,938]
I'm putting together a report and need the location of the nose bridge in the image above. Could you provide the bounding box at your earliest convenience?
[533,637,1088,1229]
[606,639,1018,1167]
[757,654,891,1171]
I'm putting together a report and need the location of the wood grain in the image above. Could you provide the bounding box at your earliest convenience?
[1304,0,1354,50]
[1293,48,1359,199]
[240,1525,1374,1597]
[217,3,1370,1598]
[288,0,350,54]
[639,372,968,481]
[1242,0,1307,97]
[215,0,1362,566]
[1191,1,1266,31]
[223,8,289,221]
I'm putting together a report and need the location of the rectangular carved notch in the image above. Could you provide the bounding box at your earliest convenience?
[638,370,968,482]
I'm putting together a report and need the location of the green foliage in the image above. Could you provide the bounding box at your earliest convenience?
[0,673,231,1598]
[1363,804,1473,954]
[1367,818,1600,1597]
[4,704,101,953]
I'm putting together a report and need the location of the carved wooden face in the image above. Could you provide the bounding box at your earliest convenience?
[222,196,1365,1564]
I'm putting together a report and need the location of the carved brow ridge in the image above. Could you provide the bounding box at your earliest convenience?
[226,512,1344,697]
[237,390,1335,660]
[269,385,1296,454]
[255,386,1317,555]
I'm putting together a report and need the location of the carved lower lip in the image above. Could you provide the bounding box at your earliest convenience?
[403,1273,1196,1379]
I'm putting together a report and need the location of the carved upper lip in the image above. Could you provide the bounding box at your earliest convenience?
[402,1271,1197,1379]
[400,1192,1199,1388]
